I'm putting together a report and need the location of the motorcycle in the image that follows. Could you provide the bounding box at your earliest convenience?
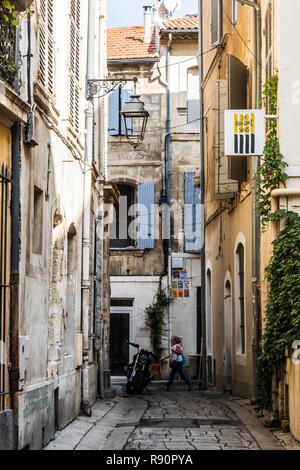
[123,341,155,395]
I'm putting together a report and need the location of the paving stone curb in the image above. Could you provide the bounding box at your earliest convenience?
[220,399,283,451]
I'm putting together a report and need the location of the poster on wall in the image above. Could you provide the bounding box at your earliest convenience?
[172,271,190,298]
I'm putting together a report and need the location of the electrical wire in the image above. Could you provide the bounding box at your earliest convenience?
[143,118,200,135]
[109,45,218,75]
[222,4,256,59]
[155,45,218,70]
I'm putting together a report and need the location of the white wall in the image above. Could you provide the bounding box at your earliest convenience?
[279,0,300,183]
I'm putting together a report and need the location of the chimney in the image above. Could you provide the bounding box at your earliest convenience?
[143,5,152,44]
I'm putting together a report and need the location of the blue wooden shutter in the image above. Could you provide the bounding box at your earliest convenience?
[184,172,201,252]
[121,88,132,136]
[137,182,155,249]
[109,87,119,135]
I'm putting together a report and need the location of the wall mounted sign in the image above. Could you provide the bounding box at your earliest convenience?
[225,110,264,156]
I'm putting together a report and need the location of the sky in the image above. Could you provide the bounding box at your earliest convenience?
[107,0,199,28]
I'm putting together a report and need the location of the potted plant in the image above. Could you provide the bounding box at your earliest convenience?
[145,280,173,380]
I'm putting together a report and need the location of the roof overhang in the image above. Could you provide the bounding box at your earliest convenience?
[108,57,160,65]
[160,29,198,34]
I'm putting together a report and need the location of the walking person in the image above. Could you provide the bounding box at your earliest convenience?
[159,336,193,391]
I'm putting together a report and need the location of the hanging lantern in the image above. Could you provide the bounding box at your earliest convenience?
[120,94,149,148]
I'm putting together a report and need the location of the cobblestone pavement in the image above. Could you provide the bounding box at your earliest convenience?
[45,383,284,451]
[124,388,260,450]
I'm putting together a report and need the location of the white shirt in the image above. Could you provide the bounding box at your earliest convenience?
[170,344,183,362]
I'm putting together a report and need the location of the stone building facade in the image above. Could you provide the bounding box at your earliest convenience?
[107,10,201,380]
[0,1,32,450]
[0,0,114,450]
[200,0,259,398]
[200,0,300,441]
[258,0,300,442]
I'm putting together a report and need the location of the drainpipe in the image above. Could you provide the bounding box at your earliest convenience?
[10,122,21,449]
[166,33,172,348]
[236,0,262,403]
[27,13,32,104]
[81,0,96,416]
[198,0,207,390]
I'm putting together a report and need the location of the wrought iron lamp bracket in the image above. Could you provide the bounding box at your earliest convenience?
[86,77,138,100]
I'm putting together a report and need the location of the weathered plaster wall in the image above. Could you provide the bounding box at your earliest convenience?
[108,33,201,382]
[0,122,11,409]
[14,3,97,449]
[287,359,300,441]
[201,0,256,398]
[110,275,160,357]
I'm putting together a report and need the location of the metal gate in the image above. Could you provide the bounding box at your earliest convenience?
[0,163,11,411]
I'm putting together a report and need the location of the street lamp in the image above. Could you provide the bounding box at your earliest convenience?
[120,94,149,149]
[86,76,149,148]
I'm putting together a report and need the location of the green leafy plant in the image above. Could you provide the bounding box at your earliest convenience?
[0,1,31,86]
[257,211,300,409]
[253,76,300,410]
[253,76,288,230]
[145,279,173,363]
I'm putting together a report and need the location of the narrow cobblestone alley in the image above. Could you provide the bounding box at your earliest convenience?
[44,384,284,451]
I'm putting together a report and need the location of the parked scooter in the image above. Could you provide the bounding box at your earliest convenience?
[123,341,155,395]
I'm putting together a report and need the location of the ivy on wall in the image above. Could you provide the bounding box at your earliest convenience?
[145,279,173,363]
[253,76,288,230]
[257,211,300,409]
[254,76,300,409]
[0,1,31,86]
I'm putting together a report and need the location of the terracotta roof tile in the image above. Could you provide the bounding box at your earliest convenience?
[107,26,158,61]
[107,16,198,61]
[162,15,199,30]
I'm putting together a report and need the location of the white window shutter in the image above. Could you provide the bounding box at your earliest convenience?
[48,35,54,96]
[211,0,223,48]
[265,3,273,82]
[38,0,55,95]
[69,0,81,133]
[137,183,155,249]
[215,80,238,199]
[38,21,47,88]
